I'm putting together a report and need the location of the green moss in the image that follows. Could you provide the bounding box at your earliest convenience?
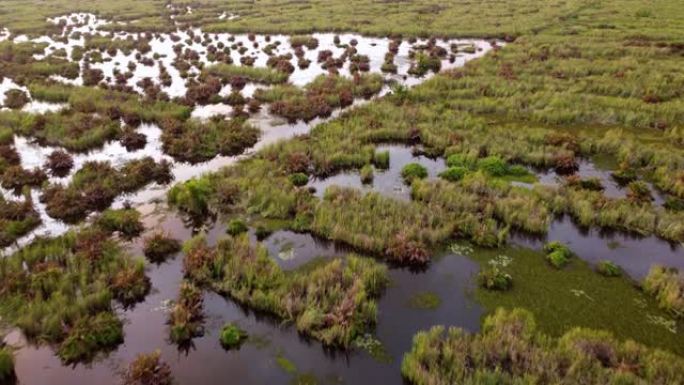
[407,292,442,310]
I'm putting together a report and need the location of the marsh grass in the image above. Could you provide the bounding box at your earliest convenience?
[0,228,149,363]
[402,308,684,385]
[182,234,387,347]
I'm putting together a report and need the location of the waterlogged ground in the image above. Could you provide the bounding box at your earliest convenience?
[0,13,493,251]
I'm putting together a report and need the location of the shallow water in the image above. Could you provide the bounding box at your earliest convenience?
[308,145,446,201]
[511,216,683,280]
[3,12,684,385]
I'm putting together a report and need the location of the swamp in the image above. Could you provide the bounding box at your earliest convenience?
[0,0,684,384]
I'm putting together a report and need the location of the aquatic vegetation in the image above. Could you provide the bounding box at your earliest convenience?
[473,246,684,355]
[44,150,73,177]
[0,347,15,383]
[122,351,173,385]
[0,228,148,363]
[143,232,181,264]
[168,281,204,345]
[407,292,441,310]
[202,63,289,84]
[360,164,373,184]
[644,266,684,319]
[1,165,47,191]
[312,187,448,265]
[167,177,213,218]
[401,308,684,385]
[182,234,387,347]
[219,323,247,349]
[160,117,259,163]
[597,260,622,277]
[57,312,123,363]
[255,73,384,122]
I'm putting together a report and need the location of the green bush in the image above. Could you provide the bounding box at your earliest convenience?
[289,172,309,187]
[438,166,467,182]
[543,241,572,269]
[445,153,475,169]
[477,156,508,177]
[226,219,248,236]
[401,163,428,184]
[219,323,247,349]
[478,267,513,290]
[596,260,621,277]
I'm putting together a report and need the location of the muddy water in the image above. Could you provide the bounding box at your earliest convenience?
[8,205,483,385]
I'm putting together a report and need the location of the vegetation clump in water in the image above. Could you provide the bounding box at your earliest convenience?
[143,232,181,263]
[122,350,173,385]
[219,323,247,349]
